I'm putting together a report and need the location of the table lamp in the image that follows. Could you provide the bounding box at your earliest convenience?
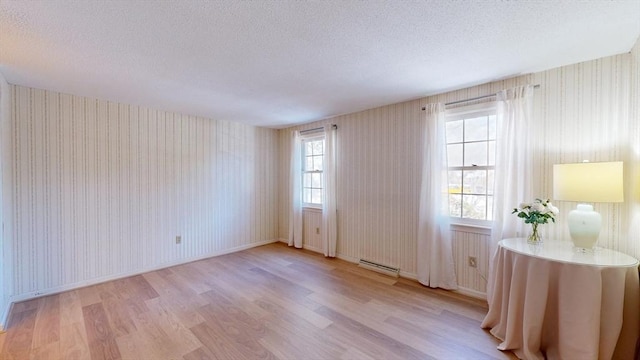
[553,161,624,249]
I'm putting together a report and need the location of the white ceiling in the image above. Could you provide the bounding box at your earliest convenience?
[1,1,639,128]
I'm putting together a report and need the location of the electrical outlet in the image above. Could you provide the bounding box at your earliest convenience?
[176,235,181,244]
[316,227,320,234]
[468,256,477,268]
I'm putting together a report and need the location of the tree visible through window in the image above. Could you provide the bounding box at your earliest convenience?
[446,106,496,221]
[302,137,324,206]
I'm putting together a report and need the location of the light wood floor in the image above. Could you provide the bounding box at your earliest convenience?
[0,242,516,360]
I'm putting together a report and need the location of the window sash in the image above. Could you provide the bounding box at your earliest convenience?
[302,137,325,207]
[445,103,496,223]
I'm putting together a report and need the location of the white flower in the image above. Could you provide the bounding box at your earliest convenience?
[519,203,529,210]
[532,202,545,212]
[551,206,559,215]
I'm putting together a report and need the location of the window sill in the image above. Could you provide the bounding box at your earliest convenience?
[450,222,492,236]
[303,206,322,212]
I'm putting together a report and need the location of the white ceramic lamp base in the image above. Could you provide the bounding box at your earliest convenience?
[567,204,601,249]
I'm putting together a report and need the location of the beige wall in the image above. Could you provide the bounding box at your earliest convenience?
[278,43,640,295]
[9,86,279,301]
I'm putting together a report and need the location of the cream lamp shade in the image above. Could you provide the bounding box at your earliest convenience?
[553,161,624,249]
[553,161,624,203]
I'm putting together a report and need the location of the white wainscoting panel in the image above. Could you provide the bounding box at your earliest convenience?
[10,85,279,299]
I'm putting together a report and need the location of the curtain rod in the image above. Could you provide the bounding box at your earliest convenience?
[421,84,540,110]
[299,124,337,134]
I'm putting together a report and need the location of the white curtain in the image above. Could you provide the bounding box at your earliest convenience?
[627,123,640,256]
[488,85,535,299]
[417,103,457,290]
[288,130,303,248]
[629,40,640,258]
[322,125,338,257]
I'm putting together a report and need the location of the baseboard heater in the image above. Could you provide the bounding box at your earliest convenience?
[358,259,400,278]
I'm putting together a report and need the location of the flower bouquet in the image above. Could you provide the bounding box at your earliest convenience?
[512,199,559,244]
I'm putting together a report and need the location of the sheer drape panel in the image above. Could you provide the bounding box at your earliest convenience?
[629,39,640,257]
[417,103,457,290]
[322,125,338,257]
[488,85,535,300]
[627,124,640,254]
[288,131,303,248]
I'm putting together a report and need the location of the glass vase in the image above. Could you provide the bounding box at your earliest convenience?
[527,223,543,245]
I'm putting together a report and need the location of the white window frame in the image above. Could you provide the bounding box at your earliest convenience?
[445,102,497,227]
[301,133,325,209]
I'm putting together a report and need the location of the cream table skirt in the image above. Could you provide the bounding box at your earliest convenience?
[481,239,639,360]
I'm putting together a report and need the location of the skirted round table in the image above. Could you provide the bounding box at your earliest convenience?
[482,238,639,360]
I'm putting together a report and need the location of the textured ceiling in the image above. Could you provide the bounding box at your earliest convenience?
[1,1,639,128]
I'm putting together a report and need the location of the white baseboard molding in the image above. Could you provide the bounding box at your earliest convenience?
[302,244,323,253]
[336,253,358,264]
[284,244,488,300]
[7,239,279,305]
[278,239,328,257]
[454,286,488,301]
[0,301,11,332]
[399,270,418,280]
[3,239,488,329]
[282,244,490,302]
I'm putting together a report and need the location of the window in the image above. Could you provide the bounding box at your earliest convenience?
[446,104,496,223]
[302,136,325,207]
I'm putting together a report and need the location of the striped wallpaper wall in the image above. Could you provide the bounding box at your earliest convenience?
[278,44,640,295]
[10,85,279,300]
[0,74,13,327]
[526,53,638,256]
[278,100,426,275]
